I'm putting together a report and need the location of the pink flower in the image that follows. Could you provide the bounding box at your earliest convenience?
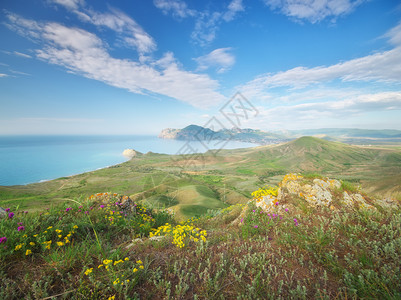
[100,205,105,209]
[285,208,289,212]
[275,202,279,206]
[78,205,83,209]
[240,218,244,223]
[5,208,10,212]
[18,222,23,226]
[8,212,14,219]
[65,208,72,212]
[0,237,6,244]
[17,226,25,232]
[254,225,258,228]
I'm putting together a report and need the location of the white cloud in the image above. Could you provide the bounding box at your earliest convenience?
[0,73,8,78]
[195,48,235,73]
[244,91,401,130]
[153,0,244,46]
[48,0,83,11]
[240,46,401,100]
[223,0,244,22]
[264,0,366,23]
[13,51,32,58]
[5,13,225,108]
[153,0,196,18]
[48,1,156,54]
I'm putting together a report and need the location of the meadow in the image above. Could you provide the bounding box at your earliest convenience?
[1,137,401,299]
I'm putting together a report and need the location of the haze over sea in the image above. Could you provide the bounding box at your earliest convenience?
[0,135,255,186]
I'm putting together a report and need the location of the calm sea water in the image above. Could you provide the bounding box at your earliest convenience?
[0,135,256,186]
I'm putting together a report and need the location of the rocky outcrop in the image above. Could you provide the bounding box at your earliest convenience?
[234,173,399,225]
[122,149,142,158]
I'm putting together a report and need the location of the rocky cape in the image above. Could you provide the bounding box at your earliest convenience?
[158,124,287,145]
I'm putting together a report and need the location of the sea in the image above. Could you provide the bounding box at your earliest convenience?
[0,135,256,186]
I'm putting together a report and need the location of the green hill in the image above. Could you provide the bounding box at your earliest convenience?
[1,137,400,213]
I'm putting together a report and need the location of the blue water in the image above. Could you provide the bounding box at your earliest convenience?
[0,135,256,186]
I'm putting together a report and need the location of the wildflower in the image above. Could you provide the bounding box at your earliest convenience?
[100,205,105,209]
[240,218,243,223]
[124,257,129,261]
[254,225,258,228]
[15,244,23,250]
[26,249,32,255]
[136,260,143,264]
[57,241,64,246]
[285,208,289,212]
[139,265,144,269]
[5,208,10,212]
[275,202,279,206]
[29,242,35,246]
[133,268,138,273]
[252,210,255,212]
[47,226,53,229]
[108,296,115,300]
[18,222,23,225]
[98,264,103,268]
[112,278,120,285]
[24,211,28,214]
[84,268,93,276]
[55,229,62,233]
[293,218,299,226]
[65,207,72,212]
[17,226,25,232]
[8,212,14,219]
[0,237,7,244]
[85,211,89,214]
[78,205,83,209]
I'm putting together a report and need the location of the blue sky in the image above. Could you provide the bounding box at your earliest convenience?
[1,0,401,135]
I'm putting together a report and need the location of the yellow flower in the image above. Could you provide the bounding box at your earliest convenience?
[57,241,64,247]
[136,260,143,264]
[26,249,32,255]
[84,268,93,276]
[72,225,78,229]
[112,278,120,285]
[103,259,113,265]
[15,244,23,251]
[139,265,144,269]
[58,235,62,238]
[108,296,115,300]
[47,226,53,230]
[133,268,138,273]
[98,264,103,268]
[55,229,62,234]
[124,257,129,261]
[33,234,38,237]
[29,242,35,246]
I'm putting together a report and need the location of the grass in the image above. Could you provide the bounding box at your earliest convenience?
[1,175,401,299]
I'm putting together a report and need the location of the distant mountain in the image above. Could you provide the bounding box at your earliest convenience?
[158,125,288,145]
[159,125,401,145]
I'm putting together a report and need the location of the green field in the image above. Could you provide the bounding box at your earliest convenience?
[1,136,401,215]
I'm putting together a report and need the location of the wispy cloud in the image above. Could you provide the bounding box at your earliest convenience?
[153,0,196,18]
[239,21,401,100]
[0,73,8,78]
[48,0,156,54]
[244,91,401,129]
[194,47,235,73]
[5,13,225,108]
[153,0,244,46]
[264,0,366,23]
[13,51,32,58]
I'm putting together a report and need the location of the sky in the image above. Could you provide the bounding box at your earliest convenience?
[1,0,401,135]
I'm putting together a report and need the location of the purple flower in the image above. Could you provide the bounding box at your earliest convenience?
[24,211,28,214]
[293,218,299,226]
[17,226,25,232]
[268,237,273,241]
[0,237,6,244]
[252,210,255,212]
[65,207,72,212]
[254,225,258,228]
[115,202,119,206]
[240,218,244,223]
[8,212,14,219]
[5,208,10,212]
[78,205,83,209]
[18,222,23,226]
[285,208,289,212]
[85,211,89,214]
[100,205,105,209]
[275,202,279,206]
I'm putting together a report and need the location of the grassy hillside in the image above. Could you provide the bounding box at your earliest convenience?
[1,175,400,299]
[1,137,401,215]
